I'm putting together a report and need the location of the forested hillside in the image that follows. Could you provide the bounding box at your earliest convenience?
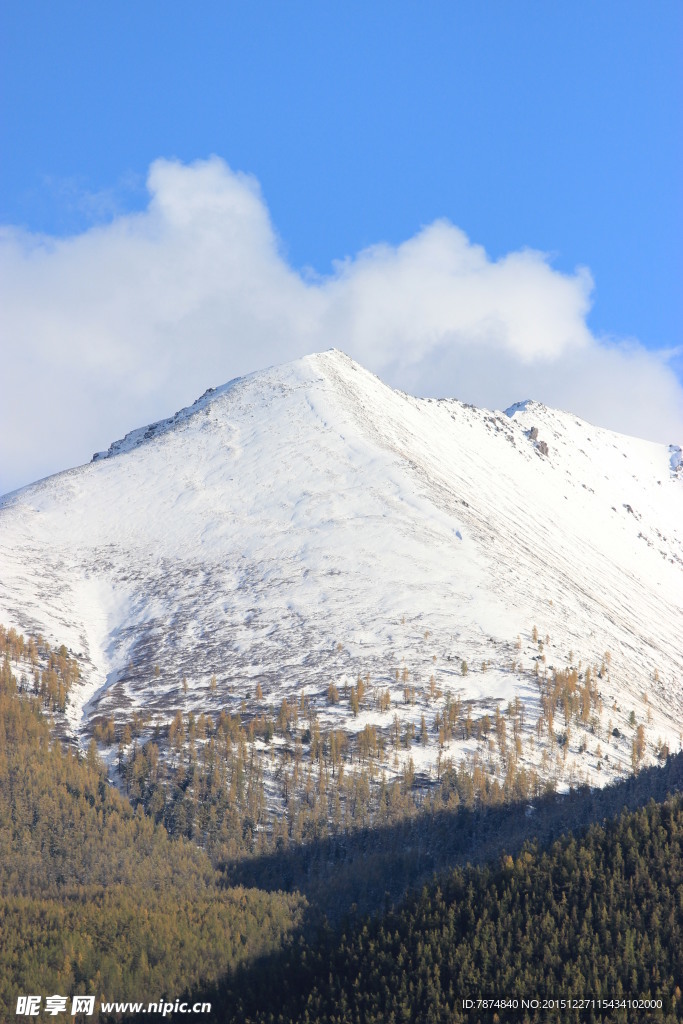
[215,795,683,1023]
[0,635,304,1020]
[2,625,682,1023]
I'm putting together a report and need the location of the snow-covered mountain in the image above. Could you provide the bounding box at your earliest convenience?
[1,350,681,789]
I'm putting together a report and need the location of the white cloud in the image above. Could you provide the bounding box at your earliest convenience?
[1,156,681,494]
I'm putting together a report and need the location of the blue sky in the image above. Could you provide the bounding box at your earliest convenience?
[1,2,682,492]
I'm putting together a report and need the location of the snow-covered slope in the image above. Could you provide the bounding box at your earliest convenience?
[1,350,681,787]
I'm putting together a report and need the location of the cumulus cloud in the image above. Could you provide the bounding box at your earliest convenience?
[1,156,681,494]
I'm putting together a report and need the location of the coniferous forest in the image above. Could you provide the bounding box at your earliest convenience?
[216,795,682,1023]
[1,626,682,1022]
[0,635,304,1017]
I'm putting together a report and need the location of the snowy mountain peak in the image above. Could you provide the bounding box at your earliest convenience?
[89,349,374,464]
[1,351,681,794]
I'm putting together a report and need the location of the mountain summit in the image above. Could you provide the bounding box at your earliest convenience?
[1,350,681,788]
